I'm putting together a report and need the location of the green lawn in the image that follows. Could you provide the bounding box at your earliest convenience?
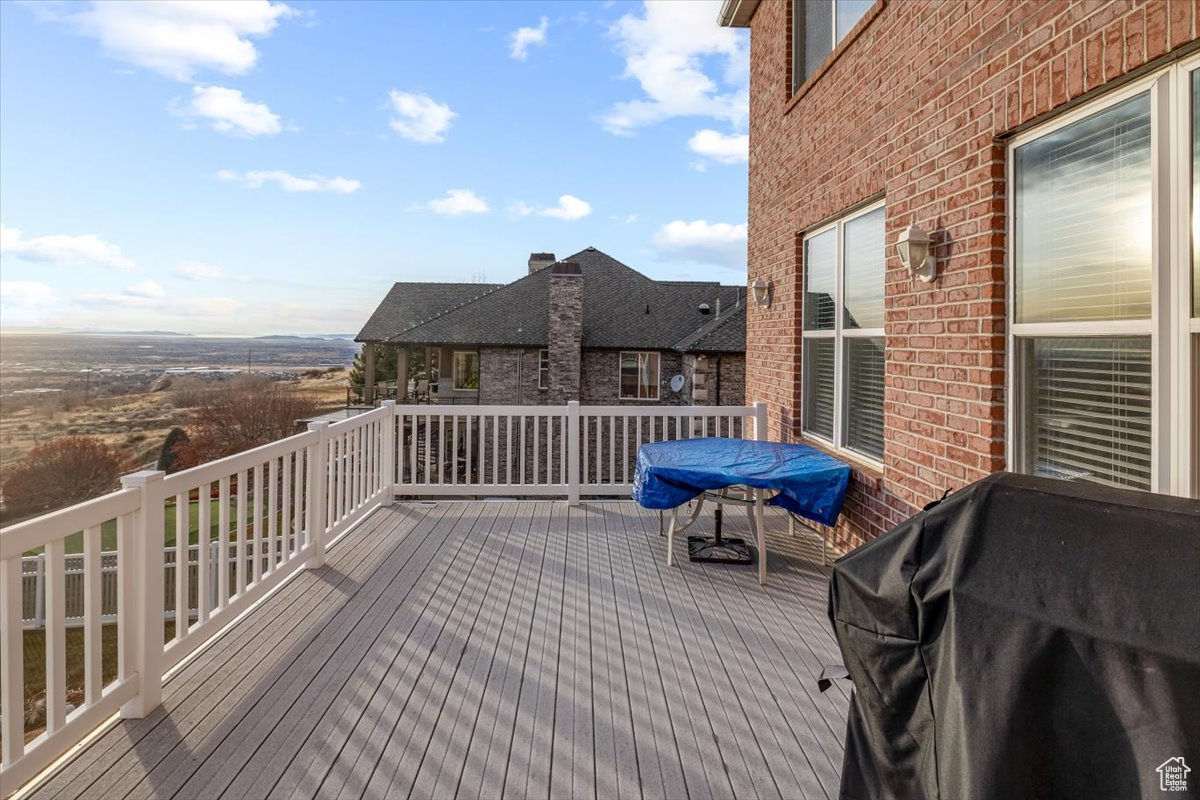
[27,497,283,555]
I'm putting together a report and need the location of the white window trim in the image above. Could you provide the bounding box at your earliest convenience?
[801,198,886,468]
[619,351,661,401]
[1005,55,1200,497]
[538,349,549,390]
[451,349,479,391]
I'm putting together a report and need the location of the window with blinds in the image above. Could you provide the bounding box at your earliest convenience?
[1015,93,1152,324]
[791,0,873,91]
[801,200,885,462]
[1011,60,1200,497]
[1028,338,1152,490]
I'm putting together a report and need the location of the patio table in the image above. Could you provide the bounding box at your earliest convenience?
[632,438,852,584]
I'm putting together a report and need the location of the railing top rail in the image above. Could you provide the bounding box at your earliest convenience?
[0,487,140,561]
[578,404,757,416]
[161,427,318,492]
[390,403,570,415]
[326,403,390,432]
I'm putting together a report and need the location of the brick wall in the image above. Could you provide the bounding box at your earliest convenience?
[478,348,549,405]
[745,0,1199,551]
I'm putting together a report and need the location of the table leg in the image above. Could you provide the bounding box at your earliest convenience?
[666,508,677,566]
[659,510,664,537]
[755,489,767,585]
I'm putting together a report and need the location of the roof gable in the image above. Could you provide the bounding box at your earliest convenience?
[356,282,500,342]
[370,247,746,352]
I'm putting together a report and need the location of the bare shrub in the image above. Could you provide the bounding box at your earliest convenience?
[1,437,129,522]
[172,376,321,469]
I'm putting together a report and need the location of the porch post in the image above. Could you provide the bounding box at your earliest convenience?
[395,346,409,401]
[567,400,580,505]
[753,401,768,441]
[305,422,330,568]
[381,400,396,505]
[119,469,166,718]
[363,342,376,405]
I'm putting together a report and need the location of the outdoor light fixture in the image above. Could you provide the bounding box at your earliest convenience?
[750,276,771,307]
[896,222,936,282]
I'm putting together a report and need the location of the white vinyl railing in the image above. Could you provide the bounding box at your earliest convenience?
[0,400,762,794]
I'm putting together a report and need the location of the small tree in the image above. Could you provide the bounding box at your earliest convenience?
[348,344,405,402]
[156,427,190,474]
[172,376,322,469]
[1,437,127,522]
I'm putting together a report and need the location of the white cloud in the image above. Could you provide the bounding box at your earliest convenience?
[511,195,593,221]
[603,0,748,135]
[539,194,592,221]
[42,0,297,82]
[125,280,166,298]
[171,85,282,137]
[611,213,638,224]
[387,90,456,143]
[425,189,489,216]
[175,261,248,282]
[653,219,747,267]
[0,281,57,309]
[509,16,548,60]
[0,224,136,270]
[75,290,244,317]
[216,169,361,193]
[688,128,748,164]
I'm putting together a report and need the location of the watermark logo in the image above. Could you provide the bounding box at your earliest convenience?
[1157,757,1191,792]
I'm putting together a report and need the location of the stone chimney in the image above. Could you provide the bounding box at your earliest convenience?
[528,252,556,274]
[547,261,582,402]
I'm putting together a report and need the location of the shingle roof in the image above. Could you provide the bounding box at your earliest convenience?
[673,302,746,353]
[369,247,746,353]
[355,282,501,342]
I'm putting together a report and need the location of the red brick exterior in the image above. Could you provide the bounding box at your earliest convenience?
[743,0,1199,551]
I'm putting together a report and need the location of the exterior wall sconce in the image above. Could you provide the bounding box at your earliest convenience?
[896,222,936,282]
[750,276,772,307]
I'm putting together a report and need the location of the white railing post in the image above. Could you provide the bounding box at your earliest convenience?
[567,401,581,505]
[119,469,166,718]
[306,422,330,568]
[753,401,768,441]
[381,400,396,505]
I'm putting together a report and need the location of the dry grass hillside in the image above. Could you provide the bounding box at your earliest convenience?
[0,368,350,475]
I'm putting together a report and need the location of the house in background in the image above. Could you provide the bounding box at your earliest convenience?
[356,247,747,407]
[722,0,1199,551]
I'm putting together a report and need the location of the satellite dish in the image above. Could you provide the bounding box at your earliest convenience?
[669,374,686,392]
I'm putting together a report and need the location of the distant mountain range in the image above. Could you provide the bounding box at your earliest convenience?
[2,327,357,340]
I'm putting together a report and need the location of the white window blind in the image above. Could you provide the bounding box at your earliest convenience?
[1028,338,1152,490]
[803,339,835,440]
[846,337,885,458]
[1015,93,1152,324]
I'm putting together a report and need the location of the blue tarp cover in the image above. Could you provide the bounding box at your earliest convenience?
[632,438,852,527]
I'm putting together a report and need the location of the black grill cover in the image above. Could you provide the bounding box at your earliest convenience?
[828,472,1200,800]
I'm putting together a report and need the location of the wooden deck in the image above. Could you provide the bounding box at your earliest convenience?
[26,501,850,800]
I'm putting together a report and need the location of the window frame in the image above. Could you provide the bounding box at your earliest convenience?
[1005,56,1200,497]
[800,198,886,467]
[538,349,549,390]
[451,349,480,391]
[618,351,661,401]
[791,0,872,92]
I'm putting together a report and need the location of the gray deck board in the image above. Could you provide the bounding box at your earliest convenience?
[26,500,850,800]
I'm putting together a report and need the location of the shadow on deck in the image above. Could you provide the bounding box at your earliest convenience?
[25,501,849,800]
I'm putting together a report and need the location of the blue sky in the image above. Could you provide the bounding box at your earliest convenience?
[0,0,749,336]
